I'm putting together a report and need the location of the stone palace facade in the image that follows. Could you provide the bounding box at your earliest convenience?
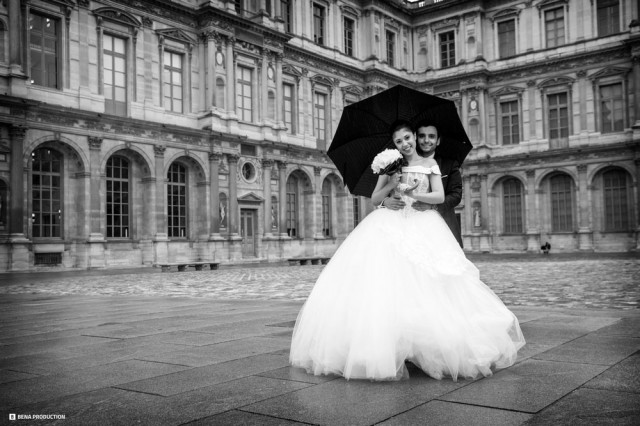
[0,0,638,271]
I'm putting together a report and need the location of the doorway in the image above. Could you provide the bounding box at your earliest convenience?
[240,209,257,257]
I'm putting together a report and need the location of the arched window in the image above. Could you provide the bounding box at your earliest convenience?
[603,169,629,231]
[286,175,298,237]
[321,179,332,237]
[550,174,573,232]
[502,178,523,234]
[167,163,187,238]
[106,156,130,238]
[32,147,62,238]
[0,179,8,231]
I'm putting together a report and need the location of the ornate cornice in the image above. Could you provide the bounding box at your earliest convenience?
[156,28,196,46]
[93,7,142,28]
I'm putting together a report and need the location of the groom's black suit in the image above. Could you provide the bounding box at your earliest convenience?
[435,156,463,247]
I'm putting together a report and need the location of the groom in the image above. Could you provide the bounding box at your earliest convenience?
[380,122,463,247]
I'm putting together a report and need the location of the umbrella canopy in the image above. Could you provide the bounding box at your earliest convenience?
[327,84,472,197]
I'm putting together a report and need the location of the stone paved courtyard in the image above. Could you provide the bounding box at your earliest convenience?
[1,253,639,425]
[1,253,638,310]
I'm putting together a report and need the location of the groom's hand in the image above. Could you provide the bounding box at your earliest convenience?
[412,201,435,212]
[383,194,405,210]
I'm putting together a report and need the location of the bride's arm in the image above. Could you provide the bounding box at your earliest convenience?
[405,174,444,204]
[371,173,399,205]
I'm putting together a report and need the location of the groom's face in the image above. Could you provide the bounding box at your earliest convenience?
[417,126,440,157]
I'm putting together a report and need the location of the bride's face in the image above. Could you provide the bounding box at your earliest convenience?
[392,127,416,157]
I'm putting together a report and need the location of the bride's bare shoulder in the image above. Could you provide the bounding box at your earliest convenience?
[416,158,438,168]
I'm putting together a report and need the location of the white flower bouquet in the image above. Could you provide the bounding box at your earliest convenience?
[371,149,403,175]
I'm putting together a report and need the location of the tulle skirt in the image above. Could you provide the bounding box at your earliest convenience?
[289,208,525,381]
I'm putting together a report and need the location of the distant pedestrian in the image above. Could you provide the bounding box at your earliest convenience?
[541,242,551,254]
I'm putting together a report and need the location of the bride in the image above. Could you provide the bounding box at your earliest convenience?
[289,121,525,381]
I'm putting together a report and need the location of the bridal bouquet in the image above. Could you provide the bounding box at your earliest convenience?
[371,149,403,175]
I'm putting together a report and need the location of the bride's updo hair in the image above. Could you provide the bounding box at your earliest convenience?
[389,119,414,137]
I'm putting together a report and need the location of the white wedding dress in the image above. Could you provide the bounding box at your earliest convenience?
[290,165,525,381]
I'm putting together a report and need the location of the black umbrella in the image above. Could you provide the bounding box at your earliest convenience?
[327,84,472,197]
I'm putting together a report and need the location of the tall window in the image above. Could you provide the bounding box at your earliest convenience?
[283,83,295,133]
[500,100,520,145]
[313,4,325,45]
[103,34,127,116]
[503,178,523,234]
[353,197,360,227]
[281,0,292,33]
[286,176,298,237]
[234,0,243,15]
[236,66,253,122]
[106,156,130,238]
[550,174,573,232]
[497,19,516,58]
[167,163,187,238]
[548,92,569,148]
[603,170,629,231]
[597,0,620,36]
[439,31,455,68]
[163,51,183,113]
[600,83,624,133]
[344,17,354,57]
[314,92,327,142]
[545,8,565,48]
[386,30,395,67]
[29,12,59,88]
[32,148,62,238]
[321,180,331,237]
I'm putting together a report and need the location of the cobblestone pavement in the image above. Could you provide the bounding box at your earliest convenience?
[1,254,638,310]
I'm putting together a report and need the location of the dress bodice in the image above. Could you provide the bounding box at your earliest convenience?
[397,165,441,212]
[401,165,441,194]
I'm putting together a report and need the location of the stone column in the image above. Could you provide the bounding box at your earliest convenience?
[577,70,588,133]
[87,137,105,242]
[158,37,166,108]
[635,159,640,250]
[227,154,239,236]
[8,0,23,75]
[275,53,284,127]
[633,55,640,126]
[262,159,274,237]
[260,51,268,123]
[209,152,222,239]
[313,166,323,239]
[8,125,29,270]
[278,161,289,237]
[226,37,236,113]
[527,80,537,139]
[153,146,168,240]
[8,126,26,239]
[525,169,540,252]
[462,174,472,246]
[86,137,106,268]
[206,33,217,109]
[577,163,594,251]
[479,174,491,252]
